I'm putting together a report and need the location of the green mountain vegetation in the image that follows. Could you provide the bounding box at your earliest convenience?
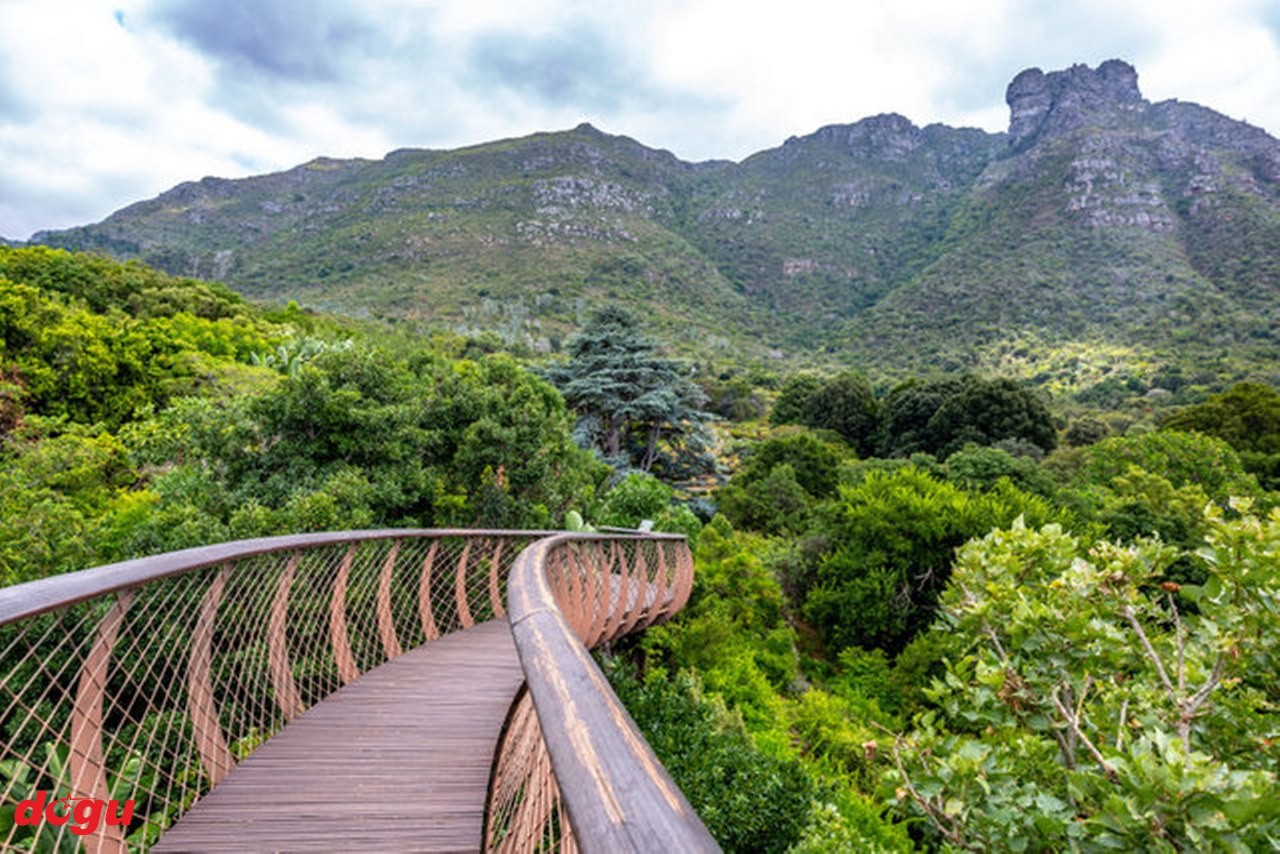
[7,59,1280,851]
[33,61,1280,406]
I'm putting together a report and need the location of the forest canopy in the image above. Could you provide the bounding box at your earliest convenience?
[3,246,1280,851]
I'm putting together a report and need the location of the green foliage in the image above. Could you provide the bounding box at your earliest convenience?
[890,508,1280,850]
[772,374,823,425]
[804,372,881,457]
[1064,415,1111,447]
[0,280,156,426]
[769,371,880,457]
[0,246,609,579]
[879,375,1057,460]
[1077,430,1258,500]
[788,795,913,854]
[640,517,798,724]
[607,665,817,854]
[134,348,602,540]
[0,248,283,430]
[923,376,1057,458]
[941,443,1057,498]
[717,463,816,537]
[717,431,848,535]
[595,472,674,527]
[738,431,846,499]
[879,377,968,457]
[1161,382,1280,452]
[592,471,702,540]
[542,306,714,476]
[1162,382,1280,489]
[0,245,249,319]
[0,420,152,584]
[703,372,769,421]
[804,465,1069,655]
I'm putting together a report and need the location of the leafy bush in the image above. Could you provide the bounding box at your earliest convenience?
[803,466,1068,655]
[771,372,879,456]
[606,665,817,854]
[924,376,1057,458]
[942,443,1057,497]
[1076,430,1257,500]
[889,507,1280,850]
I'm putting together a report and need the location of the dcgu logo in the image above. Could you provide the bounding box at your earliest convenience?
[14,792,136,836]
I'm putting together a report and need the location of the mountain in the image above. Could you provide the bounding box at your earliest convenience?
[34,60,1280,386]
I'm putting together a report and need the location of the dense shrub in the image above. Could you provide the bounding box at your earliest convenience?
[803,466,1068,655]
[606,666,817,854]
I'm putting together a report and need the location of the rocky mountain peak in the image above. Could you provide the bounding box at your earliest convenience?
[786,113,925,161]
[1006,59,1144,146]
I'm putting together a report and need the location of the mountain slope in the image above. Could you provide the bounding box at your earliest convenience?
[844,61,1280,374]
[36,60,1280,381]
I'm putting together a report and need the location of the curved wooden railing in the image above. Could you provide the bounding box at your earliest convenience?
[490,535,717,852]
[0,530,716,852]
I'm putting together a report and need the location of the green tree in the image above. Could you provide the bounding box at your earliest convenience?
[890,509,1280,850]
[942,443,1057,498]
[717,431,848,535]
[802,372,881,457]
[137,346,601,535]
[1162,382,1280,489]
[593,471,693,533]
[771,373,823,426]
[542,307,713,475]
[1076,430,1257,500]
[804,466,1067,656]
[879,376,967,457]
[769,372,880,456]
[924,376,1057,458]
[607,665,817,854]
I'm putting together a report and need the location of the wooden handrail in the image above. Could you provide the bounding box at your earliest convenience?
[502,534,718,853]
[0,529,552,627]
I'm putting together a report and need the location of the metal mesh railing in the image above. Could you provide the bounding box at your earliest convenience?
[0,530,541,853]
[489,535,716,853]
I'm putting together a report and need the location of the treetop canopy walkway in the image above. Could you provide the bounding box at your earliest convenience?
[0,529,719,852]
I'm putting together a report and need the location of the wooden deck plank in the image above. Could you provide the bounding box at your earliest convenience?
[154,620,524,853]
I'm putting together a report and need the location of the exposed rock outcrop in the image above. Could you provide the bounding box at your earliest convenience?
[1006,59,1145,147]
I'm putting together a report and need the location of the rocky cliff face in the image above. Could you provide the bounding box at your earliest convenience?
[1006,59,1145,147]
[841,60,1280,371]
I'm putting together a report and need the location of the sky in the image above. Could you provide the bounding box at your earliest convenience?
[3,0,1280,241]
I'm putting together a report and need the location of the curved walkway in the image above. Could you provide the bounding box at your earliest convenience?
[153,621,524,852]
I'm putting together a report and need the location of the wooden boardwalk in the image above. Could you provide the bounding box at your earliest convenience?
[154,620,525,853]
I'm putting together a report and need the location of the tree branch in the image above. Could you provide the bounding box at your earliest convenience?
[883,730,978,851]
[1179,653,1226,743]
[1122,604,1176,703]
[1168,593,1186,696]
[1051,683,1118,782]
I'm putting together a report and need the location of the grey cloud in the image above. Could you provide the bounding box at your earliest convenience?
[1262,8,1280,47]
[931,1,1156,126]
[149,0,380,83]
[0,61,35,124]
[465,25,645,113]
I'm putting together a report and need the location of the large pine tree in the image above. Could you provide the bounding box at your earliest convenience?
[542,307,711,475]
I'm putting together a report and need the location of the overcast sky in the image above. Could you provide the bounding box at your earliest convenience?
[3,0,1280,240]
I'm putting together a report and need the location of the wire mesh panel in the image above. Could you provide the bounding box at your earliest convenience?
[0,530,539,852]
[485,689,575,854]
